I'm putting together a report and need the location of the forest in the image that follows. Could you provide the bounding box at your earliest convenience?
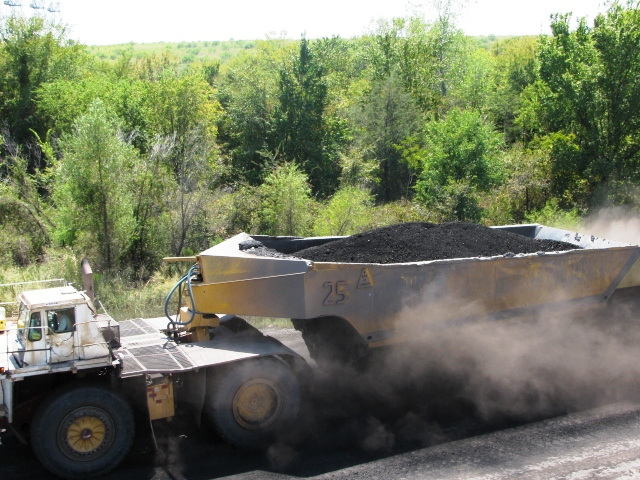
[1,1,640,316]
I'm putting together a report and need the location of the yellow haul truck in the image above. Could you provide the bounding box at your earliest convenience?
[1,224,639,479]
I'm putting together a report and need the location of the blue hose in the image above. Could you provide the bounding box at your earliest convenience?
[165,264,200,328]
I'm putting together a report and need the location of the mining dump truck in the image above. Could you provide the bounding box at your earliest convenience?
[1,224,639,479]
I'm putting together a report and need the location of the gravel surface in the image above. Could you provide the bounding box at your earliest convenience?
[293,222,577,264]
[5,326,640,480]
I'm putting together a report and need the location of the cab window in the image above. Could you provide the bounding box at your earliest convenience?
[17,303,29,337]
[48,308,75,334]
[27,311,42,342]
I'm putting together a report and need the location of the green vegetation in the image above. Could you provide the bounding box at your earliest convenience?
[87,39,262,65]
[2,1,640,319]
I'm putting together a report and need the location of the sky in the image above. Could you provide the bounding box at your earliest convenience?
[1,0,608,45]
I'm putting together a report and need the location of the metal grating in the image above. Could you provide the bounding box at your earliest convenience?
[135,353,183,371]
[171,350,194,369]
[120,353,145,376]
[119,320,147,337]
[119,337,197,377]
[127,344,178,357]
[132,318,159,334]
[119,318,160,338]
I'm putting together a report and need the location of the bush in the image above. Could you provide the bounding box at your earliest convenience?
[313,186,373,236]
[260,163,314,236]
[524,199,581,230]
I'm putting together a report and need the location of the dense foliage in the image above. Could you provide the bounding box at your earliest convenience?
[2,1,640,281]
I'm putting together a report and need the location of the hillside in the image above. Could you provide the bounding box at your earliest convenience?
[88,39,260,64]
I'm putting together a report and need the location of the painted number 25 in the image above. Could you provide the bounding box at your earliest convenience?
[323,281,347,306]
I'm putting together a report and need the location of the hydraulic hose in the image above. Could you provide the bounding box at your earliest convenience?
[165,263,200,329]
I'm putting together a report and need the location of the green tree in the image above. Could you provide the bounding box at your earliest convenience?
[144,70,221,180]
[0,14,89,162]
[313,186,373,236]
[260,163,313,236]
[126,135,172,274]
[426,0,470,114]
[216,43,285,185]
[53,100,137,270]
[484,145,551,224]
[409,108,503,221]
[489,36,538,143]
[0,132,52,264]
[534,1,640,205]
[166,125,221,257]
[273,37,343,197]
[352,74,421,201]
[37,76,151,153]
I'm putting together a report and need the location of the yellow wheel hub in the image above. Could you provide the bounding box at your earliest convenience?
[65,415,106,453]
[233,378,283,430]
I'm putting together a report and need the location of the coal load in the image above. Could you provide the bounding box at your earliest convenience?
[293,222,578,264]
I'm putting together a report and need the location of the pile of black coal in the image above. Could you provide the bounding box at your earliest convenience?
[290,222,577,263]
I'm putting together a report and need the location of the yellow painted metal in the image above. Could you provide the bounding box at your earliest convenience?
[618,257,640,288]
[146,376,175,420]
[66,415,106,453]
[191,327,210,342]
[179,306,220,329]
[232,378,283,430]
[190,274,307,319]
[188,226,640,349]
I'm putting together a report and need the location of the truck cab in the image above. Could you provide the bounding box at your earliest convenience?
[3,285,117,376]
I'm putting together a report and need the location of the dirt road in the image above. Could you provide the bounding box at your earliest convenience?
[4,397,640,479]
[3,326,640,479]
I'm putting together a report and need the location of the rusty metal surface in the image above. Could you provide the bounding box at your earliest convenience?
[191,225,640,348]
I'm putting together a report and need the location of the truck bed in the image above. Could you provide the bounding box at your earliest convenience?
[189,224,640,348]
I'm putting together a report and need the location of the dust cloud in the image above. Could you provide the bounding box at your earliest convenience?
[290,300,640,461]
[584,206,640,245]
[282,212,640,460]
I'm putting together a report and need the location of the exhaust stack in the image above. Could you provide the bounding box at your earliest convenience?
[81,258,94,302]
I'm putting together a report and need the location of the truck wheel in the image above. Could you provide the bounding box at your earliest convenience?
[209,357,300,448]
[30,385,134,480]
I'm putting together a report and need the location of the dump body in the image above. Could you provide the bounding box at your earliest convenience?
[190,224,640,348]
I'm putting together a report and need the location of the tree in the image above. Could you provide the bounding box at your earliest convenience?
[0,130,52,264]
[273,37,343,197]
[352,74,421,201]
[312,186,373,236]
[489,36,538,143]
[216,43,285,185]
[426,0,470,114]
[126,135,172,275]
[37,76,151,153]
[0,14,89,165]
[409,108,503,221]
[53,100,137,270]
[260,163,313,236]
[534,1,640,205]
[144,71,221,178]
[166,125,220,257]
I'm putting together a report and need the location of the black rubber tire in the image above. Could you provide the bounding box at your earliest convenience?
[30,385,134,480]
[209,357,300,448]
